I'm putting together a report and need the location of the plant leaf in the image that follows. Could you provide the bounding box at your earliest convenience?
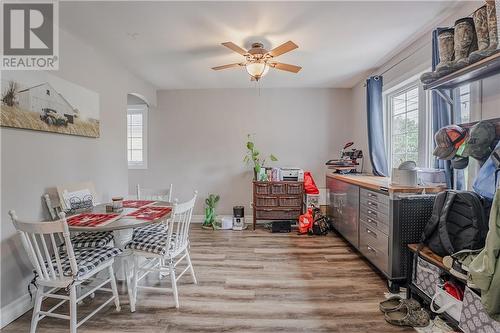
[270,154,278,161]
[247,142,254,150]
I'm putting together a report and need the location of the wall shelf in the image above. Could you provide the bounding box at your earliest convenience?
[423,52,500,91]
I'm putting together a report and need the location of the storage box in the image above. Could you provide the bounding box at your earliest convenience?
[417,168,446,186]
[459,287,500,333]
[221,216,233,230]
[413,255,442,298]
[304,194,320,210]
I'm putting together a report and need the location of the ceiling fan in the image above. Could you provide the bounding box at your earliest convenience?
[212,41,302,81]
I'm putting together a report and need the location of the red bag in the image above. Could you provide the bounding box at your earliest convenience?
[298,208,314,234]
[444,281,464,301]
[304,172,319,194]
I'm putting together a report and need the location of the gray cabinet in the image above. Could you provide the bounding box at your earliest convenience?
[327,177,359,248]
[326,175,436,282]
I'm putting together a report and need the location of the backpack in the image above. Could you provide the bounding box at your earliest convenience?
[309,205,329,236]
[421,190,489,257]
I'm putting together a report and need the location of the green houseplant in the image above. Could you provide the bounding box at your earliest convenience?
[202,194,220,230]
[243,134,278,180]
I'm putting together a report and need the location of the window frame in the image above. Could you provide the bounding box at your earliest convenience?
[384,77,432,171]
[127,104,148,169]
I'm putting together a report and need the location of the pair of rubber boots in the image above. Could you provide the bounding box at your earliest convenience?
[421,1,498,84]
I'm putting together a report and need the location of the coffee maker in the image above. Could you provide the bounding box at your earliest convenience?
[232,206,245,231]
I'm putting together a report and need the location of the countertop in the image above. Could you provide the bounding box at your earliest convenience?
[326,173,445,194]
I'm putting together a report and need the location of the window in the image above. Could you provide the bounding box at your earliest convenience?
[127,104,148,169]
[456,84,471,124]
[453,84,471,190]
[385,77,431,170]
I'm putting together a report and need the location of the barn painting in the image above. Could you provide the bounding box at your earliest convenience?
[1,72,99,138]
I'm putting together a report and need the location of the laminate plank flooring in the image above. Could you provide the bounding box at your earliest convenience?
[2,226,413,333]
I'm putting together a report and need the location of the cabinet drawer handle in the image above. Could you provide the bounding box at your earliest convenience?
[367,218,377,226]
[367,193,377,198]
[367,201,378,208]
[263,209,273,212]
[367,246,377,253]
[366,229,377,238]
[367,210,377,217]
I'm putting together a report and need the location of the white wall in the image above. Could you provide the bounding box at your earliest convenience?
[0,28,157,326]
[128,88,351,215]
[350,2,500,173]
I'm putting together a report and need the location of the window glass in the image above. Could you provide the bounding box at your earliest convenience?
[389,86,420,168]
[127,105,147,168]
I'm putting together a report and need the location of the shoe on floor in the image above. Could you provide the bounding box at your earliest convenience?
[379,296,421,313]
[385,304,430,327]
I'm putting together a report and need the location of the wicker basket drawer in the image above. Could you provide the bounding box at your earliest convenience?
[271,184,287,195]
[255,208,301,220]
[279,196,302,207]
[254,183,270,195]
[255,196,279,207]
[287,183,303,195]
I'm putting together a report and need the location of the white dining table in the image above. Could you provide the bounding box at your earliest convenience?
[68,201,173,281]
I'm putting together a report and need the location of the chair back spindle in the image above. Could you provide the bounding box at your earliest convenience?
[166,191,196,254]
[9,210,78,282]
[136,184,173,202]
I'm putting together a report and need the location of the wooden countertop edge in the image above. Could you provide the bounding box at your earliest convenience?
[326,173,445,194]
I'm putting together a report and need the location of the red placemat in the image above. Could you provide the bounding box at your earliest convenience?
[67,213,120,227]
[126,206,172,221]
[123,200,155,208]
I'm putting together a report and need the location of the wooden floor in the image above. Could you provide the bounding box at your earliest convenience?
[3,226,413,333]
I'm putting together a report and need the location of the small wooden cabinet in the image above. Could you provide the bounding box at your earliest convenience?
[252,181,304,230]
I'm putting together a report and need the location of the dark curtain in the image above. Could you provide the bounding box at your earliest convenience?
[366,76,388,176]
[431,28,453,188]
[453,89,466,190]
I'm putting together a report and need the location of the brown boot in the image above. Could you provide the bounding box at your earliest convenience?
[420,28,455,84]
[486,0,499,52]
[469,5,490,63]
[470,1,499,62]
[452,17,478,70]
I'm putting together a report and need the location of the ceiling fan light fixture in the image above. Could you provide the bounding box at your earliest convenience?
[246,61,269,80]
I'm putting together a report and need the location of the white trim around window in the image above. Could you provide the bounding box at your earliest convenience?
[384,73,432,171]
[127,104,148,169]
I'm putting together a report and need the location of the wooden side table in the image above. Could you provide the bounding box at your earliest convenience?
[252,181,304,230]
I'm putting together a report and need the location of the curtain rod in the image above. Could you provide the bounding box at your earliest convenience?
[363,40,429,87]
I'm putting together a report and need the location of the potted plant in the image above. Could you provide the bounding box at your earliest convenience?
[202,194,220,230]
[243,134,278,181]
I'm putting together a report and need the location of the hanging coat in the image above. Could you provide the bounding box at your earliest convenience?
[469,189,500,321]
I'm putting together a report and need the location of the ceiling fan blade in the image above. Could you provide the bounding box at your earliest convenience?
[212,63,244,70]
[221,42,248,56]
[270,62,302,73]
[250,76,256,81]
[267,41,298,57]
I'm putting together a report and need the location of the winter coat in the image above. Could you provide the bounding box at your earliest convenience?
[469,189,500,321]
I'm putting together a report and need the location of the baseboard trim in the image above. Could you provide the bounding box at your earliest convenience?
[191,215,253,225]
[0,292,33,329]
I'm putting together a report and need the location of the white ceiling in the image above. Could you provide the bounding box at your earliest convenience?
[60,1,460,89]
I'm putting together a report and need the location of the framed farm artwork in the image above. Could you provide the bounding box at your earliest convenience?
[1,72,100,138]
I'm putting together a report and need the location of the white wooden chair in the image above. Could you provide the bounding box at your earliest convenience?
[43,193,114,249]
[9,210,122,333]
[126,192,197,311]
[136,184,173,202]
[56,182,98,211]
[133,184,174,237]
